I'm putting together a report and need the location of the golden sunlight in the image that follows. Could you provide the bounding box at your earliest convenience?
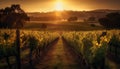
[54,0,64,11]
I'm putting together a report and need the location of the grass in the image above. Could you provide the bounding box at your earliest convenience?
[23,21,104,31]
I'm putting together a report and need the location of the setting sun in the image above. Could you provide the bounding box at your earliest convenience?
[0,0,120,69]
[55,0,64,11]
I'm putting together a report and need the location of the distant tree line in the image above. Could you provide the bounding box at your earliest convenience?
[30,16,78,22]
[99,12,120,29]
[0,4,29,28]
[30,16,61,21]
[86,16,96,22]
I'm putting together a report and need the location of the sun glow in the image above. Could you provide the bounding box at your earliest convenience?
[55,0,64,11]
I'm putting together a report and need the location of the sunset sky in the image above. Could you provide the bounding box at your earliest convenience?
[0,0,120,12]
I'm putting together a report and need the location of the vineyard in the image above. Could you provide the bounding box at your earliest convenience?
[62,30,120,69]
[0,29,120,69]
[0,29,59,69]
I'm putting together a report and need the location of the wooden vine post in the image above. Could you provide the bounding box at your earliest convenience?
[16,28,21,69]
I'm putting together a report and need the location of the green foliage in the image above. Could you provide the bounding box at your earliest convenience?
[0,34,16,59]
[2,32,10,41]
[109,35,120,46]
[28,36,39,51]
[62,31,115,68]
[0,29,59,69]
[99,12,120,29]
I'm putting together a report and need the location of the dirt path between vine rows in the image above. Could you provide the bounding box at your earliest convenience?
[36,36,82,69]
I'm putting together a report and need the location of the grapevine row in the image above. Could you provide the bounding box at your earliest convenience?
[62,30,120,69]
[0,29,59,68]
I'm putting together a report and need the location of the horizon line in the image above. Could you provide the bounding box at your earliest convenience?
[26,9,120,13]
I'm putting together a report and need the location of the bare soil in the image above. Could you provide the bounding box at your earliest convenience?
[35,37,82,69]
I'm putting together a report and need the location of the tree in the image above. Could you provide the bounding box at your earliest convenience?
[87,16,96,22]
[68,16,78,22]
[99,12,120,29]
[0,4,29,69]
[0,4,29,28]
